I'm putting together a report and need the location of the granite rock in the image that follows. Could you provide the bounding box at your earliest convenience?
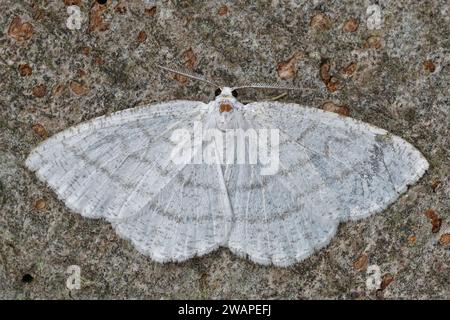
[0,0,448,299]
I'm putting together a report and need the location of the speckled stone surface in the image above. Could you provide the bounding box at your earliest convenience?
[0,0,448,299]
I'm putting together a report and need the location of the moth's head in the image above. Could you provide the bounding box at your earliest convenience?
[214,87,238,113]
[156,65,303,106]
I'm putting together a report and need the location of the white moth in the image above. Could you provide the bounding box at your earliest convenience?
[26,66,429,267]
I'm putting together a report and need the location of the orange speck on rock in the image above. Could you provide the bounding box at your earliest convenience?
[326,77,340,92]
[408,235,417,244]
[423,60,436,73]
[81,46,91,56]
[322,101,350,116]
[199,272,209,290]
[319,59,340,92]
[32,4,45,21]
[114,2,127,14]
[310,13,331,31]
[76,69,88,78]
[182,48,197,70]
[88,1,110,33]
[425,209,438,220]
[432,219,442,233]
[424,209,442,233]
[343,18,359,32]
[32,123,48,138]
[70,81,89,96]
[353,254,368,270]
[430,180,442,192]
[342,62,357,76]
[363,36,382,49]
[19,64,32,76]
[145,6,157,17]
[276,50,304,80]
[94,56,105,65]
[218,5,229,16]
[219,103,233,113]
[8,16,33,41]
[319,59,332,83]
[32,84,46,98]
[173,73,188,85]
[439,234,450,245]
[52,84,65,97]
[137,30,147,44]
[34,199,47,210]
[174,48,197,85]
[380,274,394,290]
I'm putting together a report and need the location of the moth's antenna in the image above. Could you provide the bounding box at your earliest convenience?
[156,64,219,87]
[232,83,306,91]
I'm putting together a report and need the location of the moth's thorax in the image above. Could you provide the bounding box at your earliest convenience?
[219,103,233,113]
